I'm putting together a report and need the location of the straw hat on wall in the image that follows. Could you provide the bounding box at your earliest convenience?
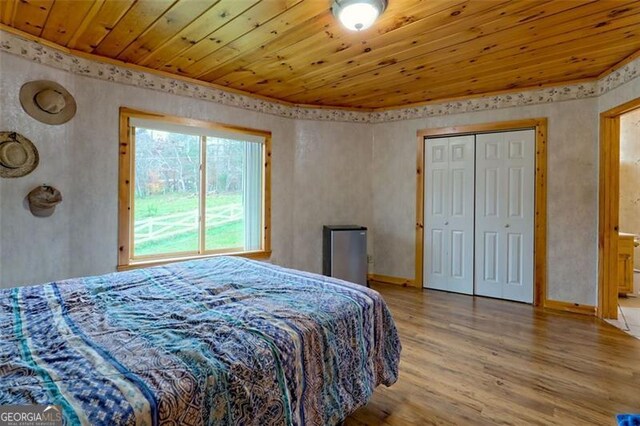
[19,80,76,125]
[0,132,39,178]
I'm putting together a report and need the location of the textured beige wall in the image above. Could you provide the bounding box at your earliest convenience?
[2,44,639,306]
[0,52,373,287]
[372,98,600,305]
[292,120,373,273]
[620,109,640,267]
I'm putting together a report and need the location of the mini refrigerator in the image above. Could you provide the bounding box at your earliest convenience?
[323,225,368,286]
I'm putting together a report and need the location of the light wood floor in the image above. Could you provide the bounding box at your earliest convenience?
[346,284,640,425]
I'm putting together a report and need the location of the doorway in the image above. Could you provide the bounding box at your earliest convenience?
[599,98,640,329]
[415,119,547,306]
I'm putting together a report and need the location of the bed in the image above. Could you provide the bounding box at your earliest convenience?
[0,256,400,425]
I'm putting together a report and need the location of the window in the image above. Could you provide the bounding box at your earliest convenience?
[118,108,271,269]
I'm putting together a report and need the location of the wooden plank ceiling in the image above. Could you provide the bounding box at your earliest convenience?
[2,0,640,109]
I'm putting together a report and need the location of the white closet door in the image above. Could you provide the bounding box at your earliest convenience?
[475,130,535,303]
[424,135,475,294]
[424,138,449,291]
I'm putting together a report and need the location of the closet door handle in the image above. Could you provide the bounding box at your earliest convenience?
[505,224,510,228]
[445,221,449,226]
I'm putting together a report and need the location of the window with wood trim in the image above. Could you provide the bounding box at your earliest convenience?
[118,108,271,269]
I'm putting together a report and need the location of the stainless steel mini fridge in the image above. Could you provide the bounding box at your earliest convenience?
[323,225,368,286]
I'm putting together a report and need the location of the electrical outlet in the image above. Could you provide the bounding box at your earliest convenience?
[367,254,373,264]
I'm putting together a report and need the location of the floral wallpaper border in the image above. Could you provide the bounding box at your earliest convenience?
[1,30,638,124]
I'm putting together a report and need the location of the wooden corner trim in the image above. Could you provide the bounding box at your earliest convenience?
[543,299,597,316]
[368,274,417,288]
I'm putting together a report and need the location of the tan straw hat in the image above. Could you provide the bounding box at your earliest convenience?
[20,80,76,125]
[0,132,39,178]
[28,185,63,217]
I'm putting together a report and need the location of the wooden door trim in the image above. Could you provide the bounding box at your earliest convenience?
[416,118,548,306]
[598,97,640,319]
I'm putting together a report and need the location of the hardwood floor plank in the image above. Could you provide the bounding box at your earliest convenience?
[346,284,640,425]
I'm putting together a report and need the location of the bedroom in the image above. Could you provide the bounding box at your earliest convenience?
[0,0,639,424]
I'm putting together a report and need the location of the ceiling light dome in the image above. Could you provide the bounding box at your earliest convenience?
[332,0,388,31]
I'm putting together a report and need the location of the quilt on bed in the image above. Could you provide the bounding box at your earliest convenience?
[0,256,400,425]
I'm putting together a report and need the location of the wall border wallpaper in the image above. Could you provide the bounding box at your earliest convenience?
[1,29,638,124]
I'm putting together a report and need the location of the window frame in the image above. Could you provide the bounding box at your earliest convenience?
[118,107,271,270]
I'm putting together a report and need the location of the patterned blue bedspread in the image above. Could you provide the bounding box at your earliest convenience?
[0,256,401,425]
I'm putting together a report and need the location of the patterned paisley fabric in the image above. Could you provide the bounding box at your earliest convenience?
[0,256,401,425]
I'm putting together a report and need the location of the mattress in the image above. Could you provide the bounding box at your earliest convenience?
[0,256,401,425]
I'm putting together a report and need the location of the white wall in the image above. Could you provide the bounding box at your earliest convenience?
[0,52,373,287]
[372,98,600,305]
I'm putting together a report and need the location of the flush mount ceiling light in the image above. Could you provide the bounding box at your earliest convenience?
[332,0,388,31]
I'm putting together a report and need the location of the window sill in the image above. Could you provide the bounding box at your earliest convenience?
[117,250,272,272]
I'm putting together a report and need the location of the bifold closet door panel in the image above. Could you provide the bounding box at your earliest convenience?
[475,130,535,303]
[423,135,474,294]
[423,137,449,291]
